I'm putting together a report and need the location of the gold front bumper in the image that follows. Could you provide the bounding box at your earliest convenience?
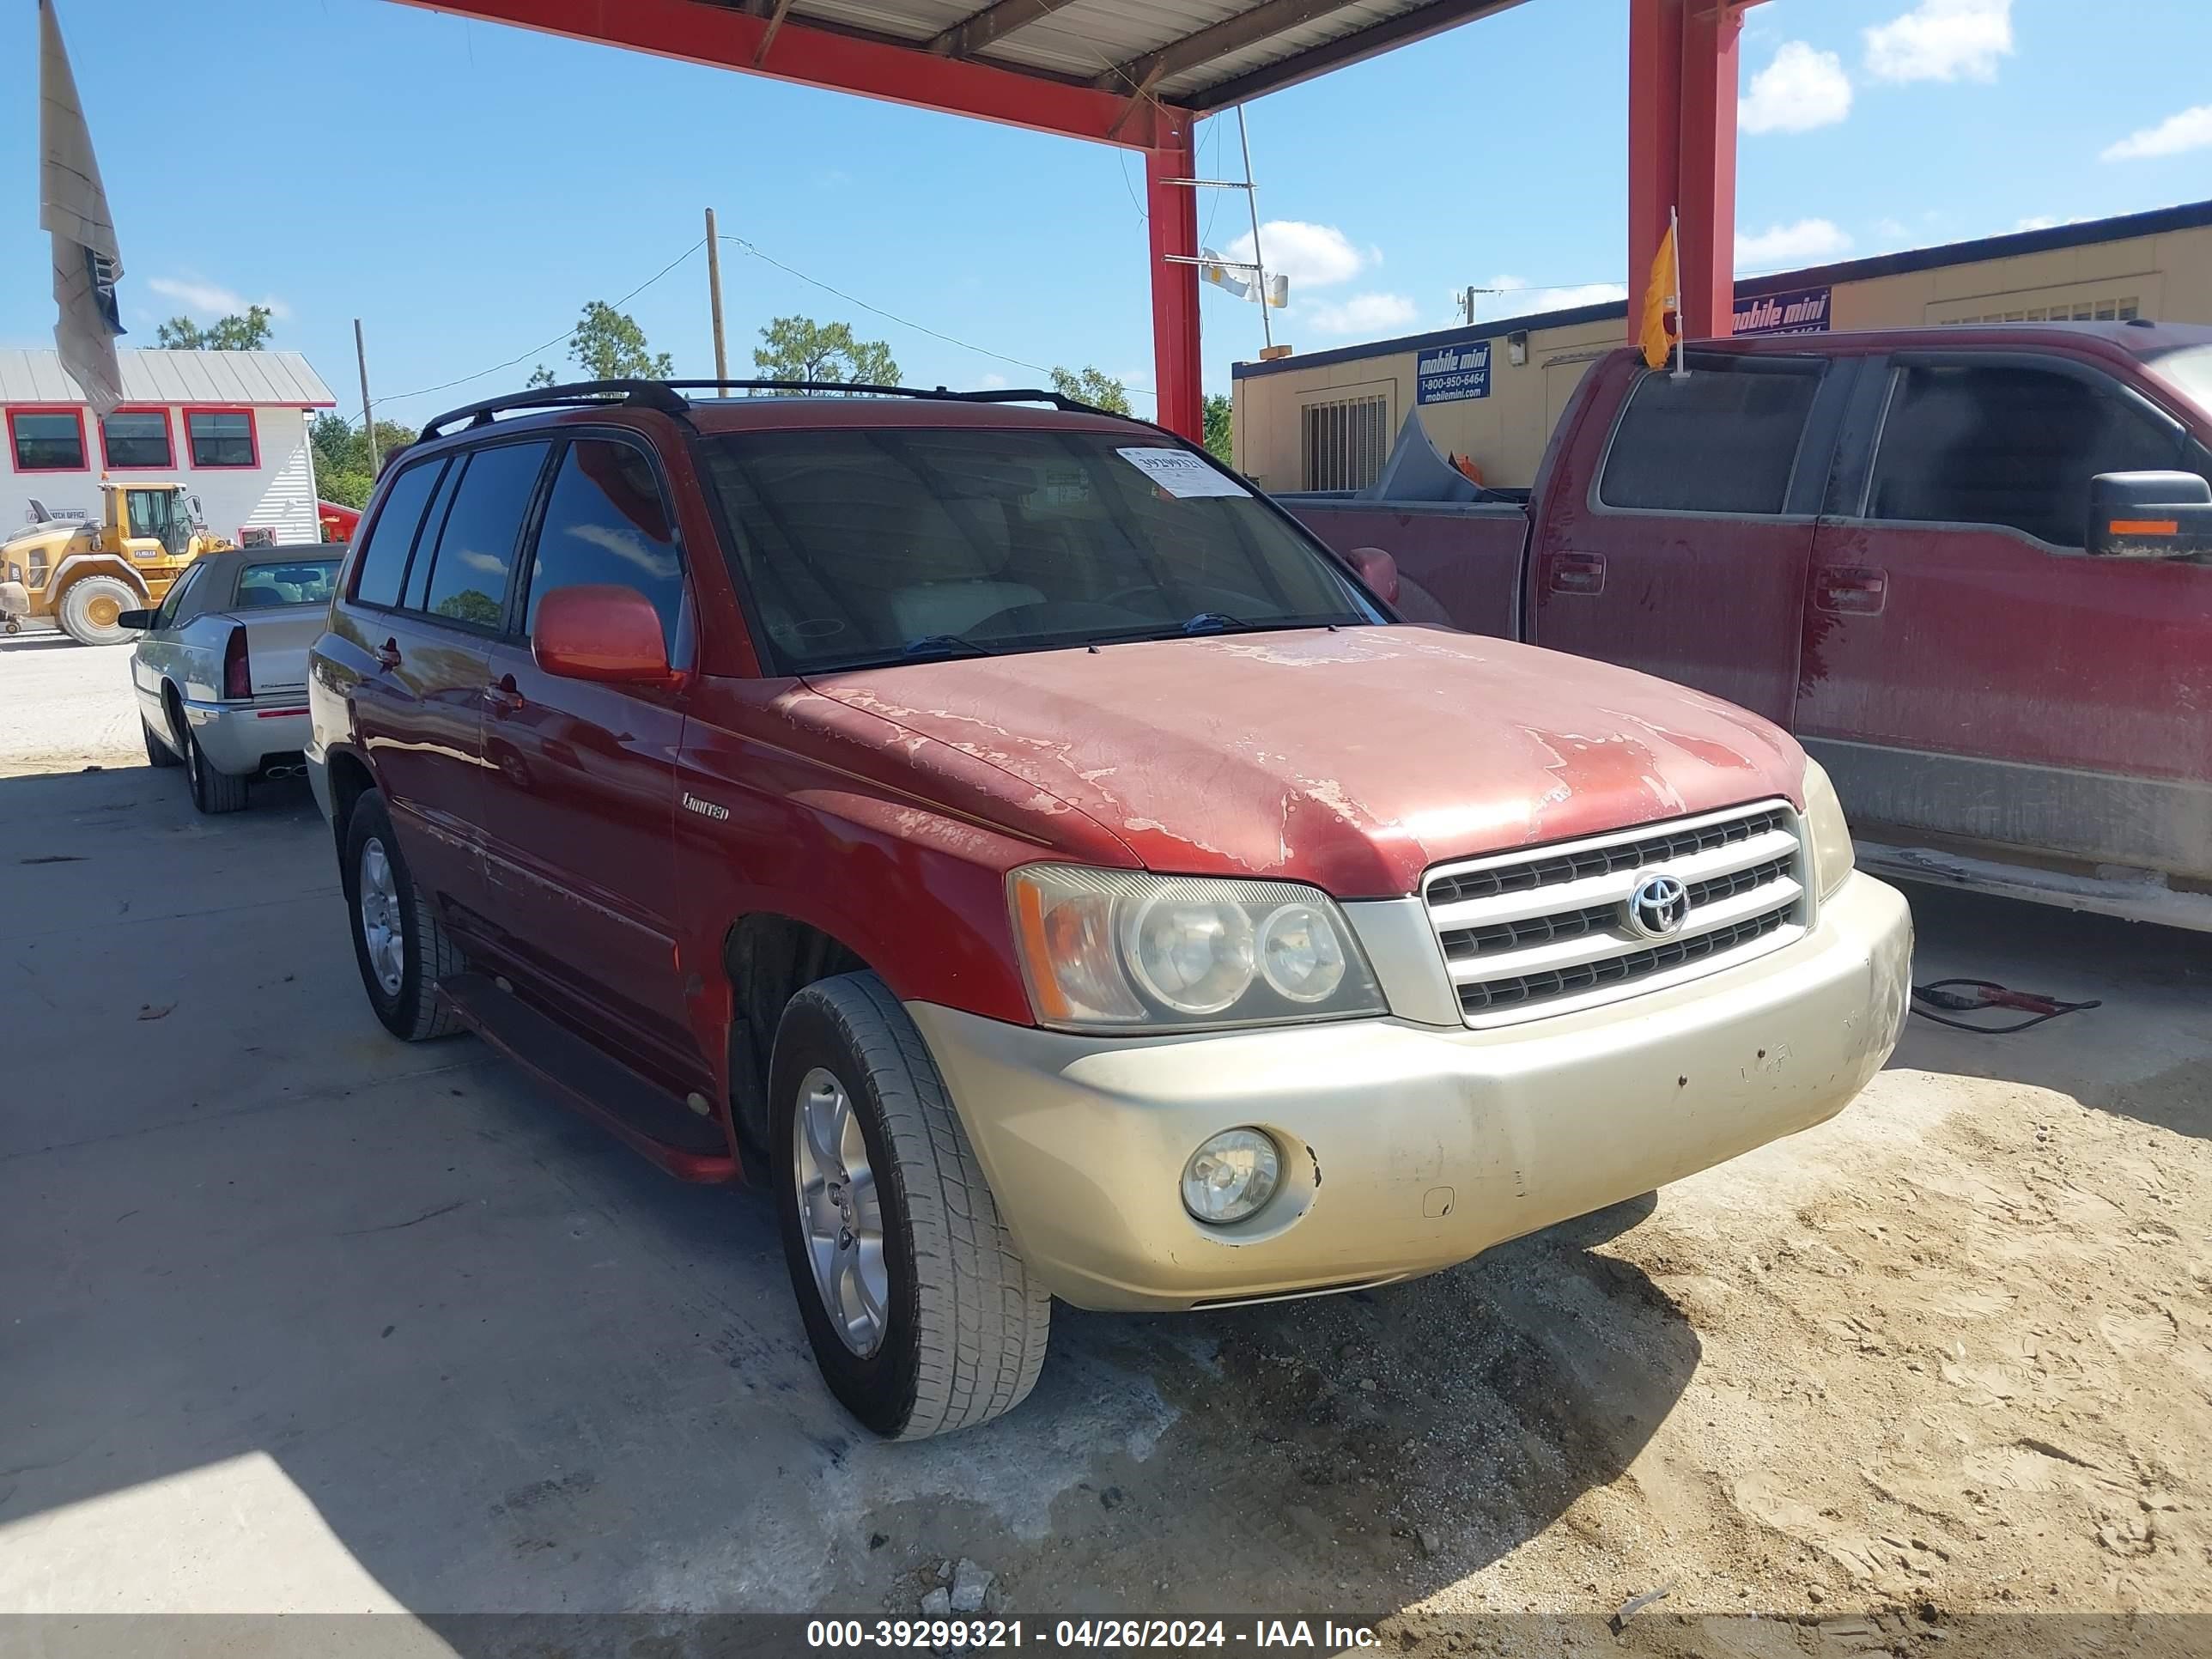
[907,872,1912,1311]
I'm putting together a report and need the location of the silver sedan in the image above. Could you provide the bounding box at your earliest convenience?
[125,544,344,814]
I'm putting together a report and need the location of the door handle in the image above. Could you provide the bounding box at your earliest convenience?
[483,674,525,717]
[373,638,402,671]
[1814,567,1888,615]
[1547,550,1607,596]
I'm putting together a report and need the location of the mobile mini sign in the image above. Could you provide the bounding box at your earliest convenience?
[1734,285,1832,337]
[1416,340,1491,404]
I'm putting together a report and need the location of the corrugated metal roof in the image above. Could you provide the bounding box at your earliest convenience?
[0,349,337,407]
[757,0,1519,112]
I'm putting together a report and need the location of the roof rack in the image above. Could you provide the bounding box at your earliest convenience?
[416,378,1151,444]
[661,379,1115,416]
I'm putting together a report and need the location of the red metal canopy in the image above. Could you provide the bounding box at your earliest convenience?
[395,0,1747,438]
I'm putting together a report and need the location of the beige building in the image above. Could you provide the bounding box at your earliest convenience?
[1232,198,2212,493]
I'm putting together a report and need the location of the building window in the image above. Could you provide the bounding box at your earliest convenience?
[100,409,173,469]
[238,526,278,547]
[185,408,257,468]
[1300,394,1389,491]
[8,409,88,471]
[1945,295,2141,325]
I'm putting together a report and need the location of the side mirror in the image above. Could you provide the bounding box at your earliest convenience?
[532,584,673,684]
[1344,544,1401,605]
[116,608,158,630]
[2087,471,2212,559]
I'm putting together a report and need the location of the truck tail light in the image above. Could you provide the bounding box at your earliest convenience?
[222,626,251,700]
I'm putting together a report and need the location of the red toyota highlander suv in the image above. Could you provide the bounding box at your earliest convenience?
[307,380,1911,1438]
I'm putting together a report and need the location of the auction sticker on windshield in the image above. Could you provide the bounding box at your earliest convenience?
[1117,447,1249,499]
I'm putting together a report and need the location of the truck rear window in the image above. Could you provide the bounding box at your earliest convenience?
[699,428,1377,671]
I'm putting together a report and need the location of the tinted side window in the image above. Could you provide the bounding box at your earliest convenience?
[402,459,466,612]
[414,441,552,629]
[1600,361,1822,514]
[350,459,443,608]
[1869,363,2184,547]
[523,441,686,649]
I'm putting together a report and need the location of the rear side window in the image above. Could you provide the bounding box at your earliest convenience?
[1869,362,2185,547]
[414,441,551,629]
[523,439,686,650]
[1600,360,1822,514]
[350,459,443,608]
[234,558,341,608]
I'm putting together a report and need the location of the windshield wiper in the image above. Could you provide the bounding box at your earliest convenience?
[899,633,1000,661]
[1180,611,1245,635]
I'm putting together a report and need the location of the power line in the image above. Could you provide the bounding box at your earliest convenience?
[372,237,706,412]
[719,232,1157,397]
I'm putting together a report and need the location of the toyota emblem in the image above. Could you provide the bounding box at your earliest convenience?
[1624,872,1691,939]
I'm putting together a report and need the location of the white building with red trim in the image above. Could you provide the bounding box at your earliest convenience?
[0,349,336,544]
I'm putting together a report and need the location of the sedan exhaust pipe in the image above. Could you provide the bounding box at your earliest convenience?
[261,763,307,781]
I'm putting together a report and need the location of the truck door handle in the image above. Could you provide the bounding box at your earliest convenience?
[373,638,402,671]
[483,674,525,717]
[1814,567,1888,615]
[1547,551,1607,596]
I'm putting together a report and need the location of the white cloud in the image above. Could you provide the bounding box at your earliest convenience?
[2014,215,2059,231]
[146,276,292,320]
[1224,221,1366,290]
[2101,105,2212,162]
[972,371,1011,390]
[1864,0,2012,83]
[1298,292,1419,336]
[1874,216,1910,240]
[1736,218,1853,270]
[1741,41,1853,134]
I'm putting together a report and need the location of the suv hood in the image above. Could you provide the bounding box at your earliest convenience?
[807,625,1805,898]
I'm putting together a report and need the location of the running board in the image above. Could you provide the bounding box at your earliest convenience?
[437,972,740,1183]
[1858,841,2212,933]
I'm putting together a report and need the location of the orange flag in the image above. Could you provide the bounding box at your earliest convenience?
[1638,212,1680,371]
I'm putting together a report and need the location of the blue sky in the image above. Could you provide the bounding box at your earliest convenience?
[7,0,2209,423]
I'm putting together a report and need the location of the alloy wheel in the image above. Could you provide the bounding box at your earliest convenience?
[358,837,406,997]
[792,1066,890,1357]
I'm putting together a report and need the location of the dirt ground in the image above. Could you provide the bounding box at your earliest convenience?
[2,642,2207,1658]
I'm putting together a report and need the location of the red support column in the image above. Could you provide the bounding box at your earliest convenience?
[1628,0,1754,343]
[1146,122,1203,441]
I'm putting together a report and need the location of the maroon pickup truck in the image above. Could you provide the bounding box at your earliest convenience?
[1284,322,2212,930]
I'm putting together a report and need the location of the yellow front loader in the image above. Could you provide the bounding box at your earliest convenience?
[0,482,233,645]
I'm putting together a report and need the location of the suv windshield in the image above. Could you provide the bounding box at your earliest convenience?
[699,426,1379,672]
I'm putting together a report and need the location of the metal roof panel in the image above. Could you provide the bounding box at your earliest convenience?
[0,349,336,407]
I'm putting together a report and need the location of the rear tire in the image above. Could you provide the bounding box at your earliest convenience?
[772,972,1050,1439]
[183,720,249,814]
[341,788,463,1042]
[58,576,137,646]
[143,715,180,769]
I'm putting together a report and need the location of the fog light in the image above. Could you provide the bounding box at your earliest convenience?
[1181,1128,1281,1224]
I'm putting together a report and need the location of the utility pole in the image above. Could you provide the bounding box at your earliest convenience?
[704,206,729,381]
[354,318,379,472]
[1234,106,1273,352]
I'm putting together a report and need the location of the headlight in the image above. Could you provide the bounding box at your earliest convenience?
[1009,866,1387,1032]
[1182,1128,1281,1224]
[1802,757,1855,900]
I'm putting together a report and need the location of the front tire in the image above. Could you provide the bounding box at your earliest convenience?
[58,576,137,646]
[341,788,463,1042]
[772,973,1050,1439]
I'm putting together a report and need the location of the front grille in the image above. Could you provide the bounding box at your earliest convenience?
[1425,806,1789,907]
[1423,802,1807,1027]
